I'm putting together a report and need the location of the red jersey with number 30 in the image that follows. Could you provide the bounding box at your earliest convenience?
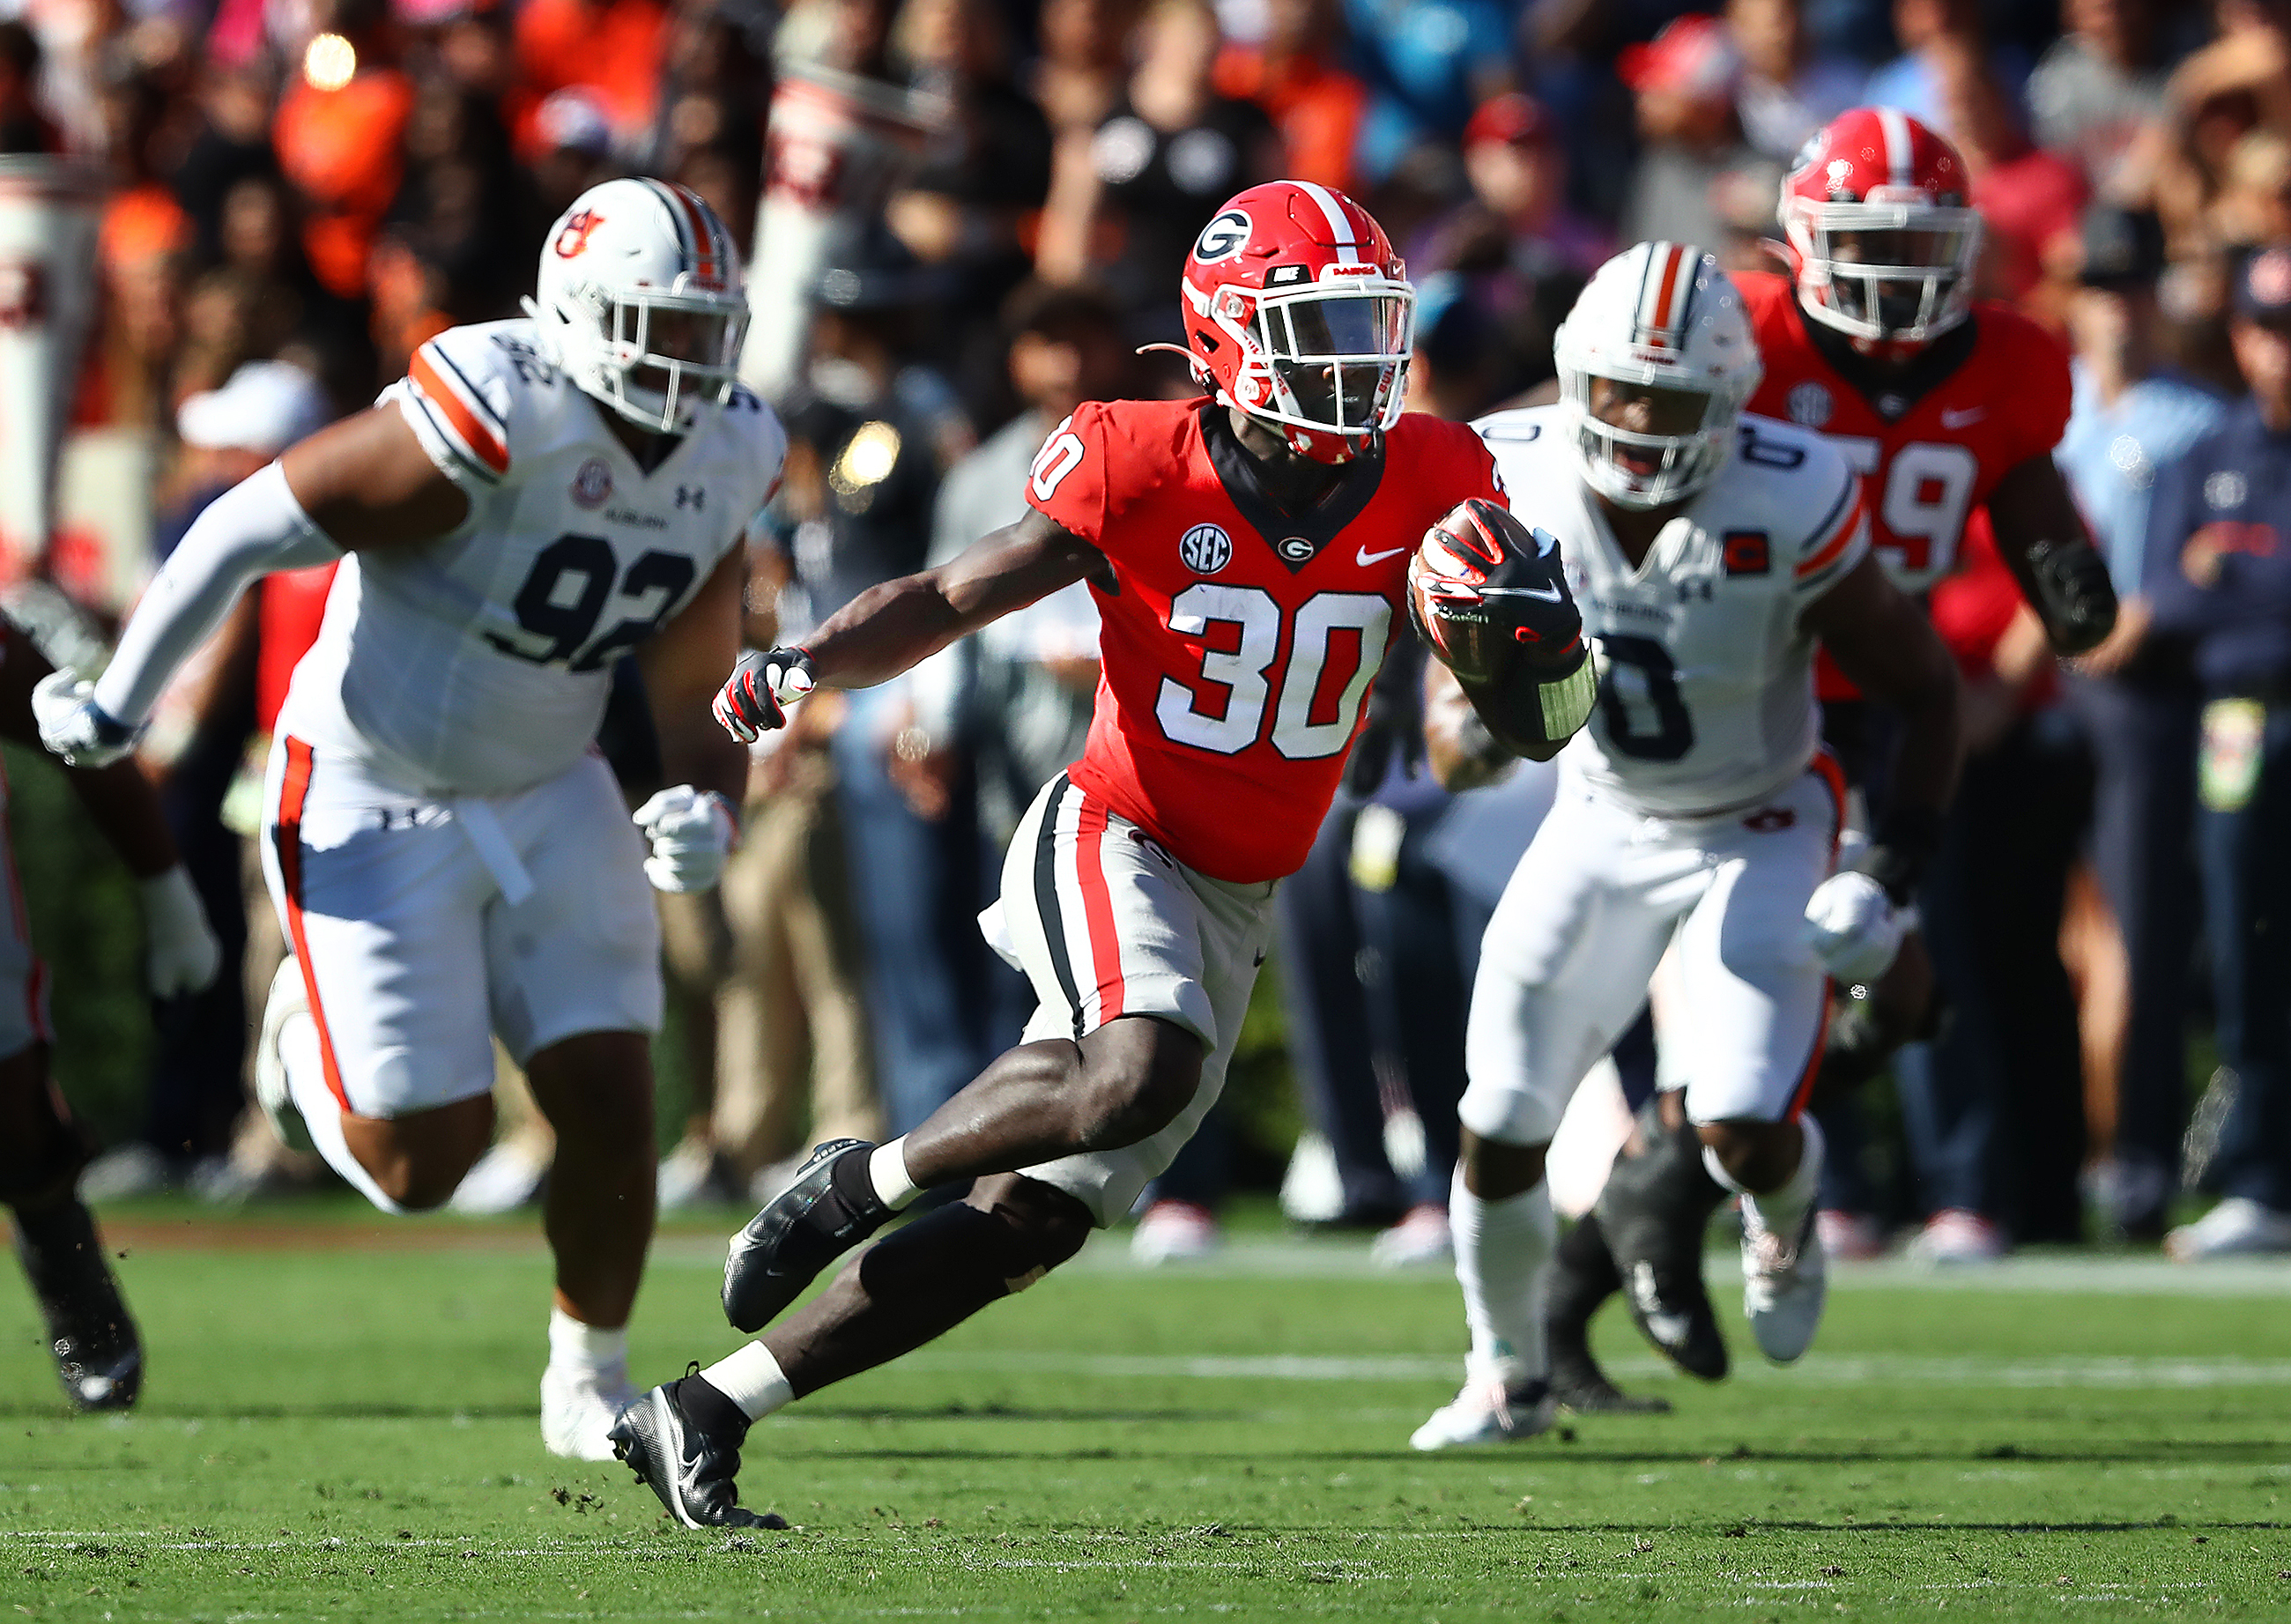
[1027,397,1505,883]
[1737,270,2071,594]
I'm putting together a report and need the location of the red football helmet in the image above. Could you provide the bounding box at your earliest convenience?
[1169,181,1415,464]
[1779,107,1983,347]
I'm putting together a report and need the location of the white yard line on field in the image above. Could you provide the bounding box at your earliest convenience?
[888,1349,2291,1388]
[647,1236,2291,1296]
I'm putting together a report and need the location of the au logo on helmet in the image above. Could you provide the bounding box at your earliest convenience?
[554,209,605,258]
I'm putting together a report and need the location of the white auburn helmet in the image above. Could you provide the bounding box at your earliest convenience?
[528,178,749,434]
[1553,240,1762,510]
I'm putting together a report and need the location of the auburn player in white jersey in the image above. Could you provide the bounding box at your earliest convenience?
[1407,242,1963,1449]
[35,179,785,1459]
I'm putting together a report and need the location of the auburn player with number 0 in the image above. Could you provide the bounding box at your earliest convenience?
[1407,243,1963,1446]
[1532,108,2122,1408]
[35,179,785,1459]
[608,181,1594,1528]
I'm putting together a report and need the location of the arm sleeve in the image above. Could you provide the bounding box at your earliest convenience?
[1022,403,1110,550]
[90,460,340,727]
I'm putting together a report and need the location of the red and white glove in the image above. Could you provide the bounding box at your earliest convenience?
[713,648,815,743]
[1803,871,1908,986]
[633,787,738,894]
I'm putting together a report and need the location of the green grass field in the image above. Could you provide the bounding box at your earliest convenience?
[4,1205,2289,1621]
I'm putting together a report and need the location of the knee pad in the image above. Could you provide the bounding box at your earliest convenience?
[856,1183,1092,1305]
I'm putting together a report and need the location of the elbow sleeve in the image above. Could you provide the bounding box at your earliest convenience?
[93,461,339,726]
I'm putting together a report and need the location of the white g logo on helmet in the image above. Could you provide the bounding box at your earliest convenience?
[1194,210,1251,263]
[527,178,751,435]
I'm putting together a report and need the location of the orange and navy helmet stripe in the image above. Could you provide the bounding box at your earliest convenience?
[641,177,730,290]
[1633,241,1700,350]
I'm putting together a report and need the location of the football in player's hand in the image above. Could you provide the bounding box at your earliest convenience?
[1406,499,1597,758]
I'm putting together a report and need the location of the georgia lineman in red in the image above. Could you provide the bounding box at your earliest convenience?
[612,180,1585,1531]
[1030,395,1504,883]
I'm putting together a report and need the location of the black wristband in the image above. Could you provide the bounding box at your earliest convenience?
[1858,804,1944,904]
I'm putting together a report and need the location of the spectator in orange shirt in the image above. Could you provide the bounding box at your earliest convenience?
[513,0,669,154]
[271,2,416,300]
[1211,0,1368,193]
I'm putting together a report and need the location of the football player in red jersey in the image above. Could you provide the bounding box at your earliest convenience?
[1537,108,2123,1413]
[609,180,1598,1526]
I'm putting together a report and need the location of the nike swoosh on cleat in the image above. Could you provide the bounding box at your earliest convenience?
[1355,545,1409,567]
[1939,406,1984,428]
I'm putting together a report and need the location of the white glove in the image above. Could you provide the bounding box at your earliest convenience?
[1803,871,1907,986]
[33,669,139,768]
[140,864,222,997]
[634,786,738,893]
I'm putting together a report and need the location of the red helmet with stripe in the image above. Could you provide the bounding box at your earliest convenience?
[1169,181,1414,465]
[529,176,751,434]
[1780,107,1983,348]
[1552,241,1761,509]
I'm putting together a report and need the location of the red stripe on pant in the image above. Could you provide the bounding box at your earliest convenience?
[273,737,352,1112]
[1072,796,1126,1027]
[1790,746,1853,1121]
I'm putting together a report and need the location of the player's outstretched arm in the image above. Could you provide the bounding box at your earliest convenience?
[0,623,220,997]
[1802,554,1964,888]
[716,509,1108,738]
[35,406,469,768]
[1985,453,2118,656]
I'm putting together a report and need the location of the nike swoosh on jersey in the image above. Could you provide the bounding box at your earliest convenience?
[1480,583,1565,602]
[1355,544,1410,566]
[1939,406,1985,428]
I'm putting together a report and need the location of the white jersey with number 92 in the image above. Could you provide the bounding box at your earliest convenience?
[279,317,788,797]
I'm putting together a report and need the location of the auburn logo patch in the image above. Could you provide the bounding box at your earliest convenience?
[553,210,605,258]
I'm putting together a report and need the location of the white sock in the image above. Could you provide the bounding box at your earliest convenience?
[546,1307,627,1379]
[278,1012,404,1216]
[1703,1116,1826,1240]
[869,1138,920,1211]
[1449,1161,1555,1389]
[702,1341,793,1420]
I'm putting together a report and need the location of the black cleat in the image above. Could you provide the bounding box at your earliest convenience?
[13,1198,143,1412]
[1609,1235,1729,1380]
[723,1139,890,1332]
[610,1368,786,1530]
[1549,1343,1672,1414]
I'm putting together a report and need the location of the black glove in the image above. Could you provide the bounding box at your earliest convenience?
[713,647,816,741]
[2024,538,2117,656]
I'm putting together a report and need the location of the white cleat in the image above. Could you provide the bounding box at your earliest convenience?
[448,1141,550,1215]
[1740,1204,1827,1363]
[1905,1208,2006,1265]
[2166,1197,2291,1261]
[1370,1204,1454,1268]
[541,1364,640,1461]
[254,958,316,1155]
[1409,1376,1554,1450]
[1131,1198,1222,1264]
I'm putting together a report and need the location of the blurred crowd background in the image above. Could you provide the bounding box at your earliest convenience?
[11,0,2291,1265]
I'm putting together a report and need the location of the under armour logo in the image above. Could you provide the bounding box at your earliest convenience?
[677,486,705,510]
